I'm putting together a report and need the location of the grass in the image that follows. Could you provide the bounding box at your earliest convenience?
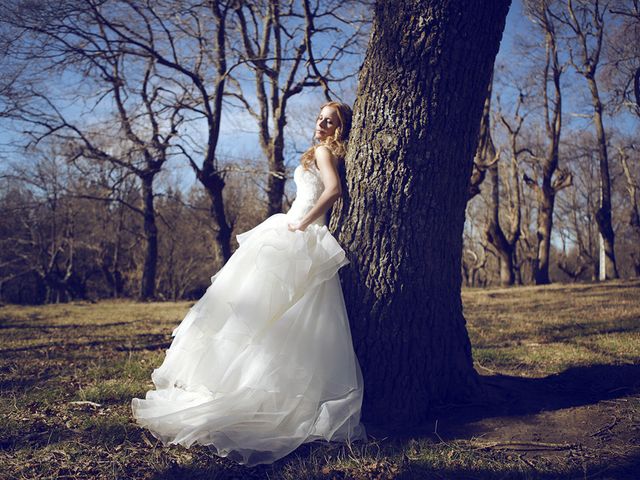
[0,280,639,479]
[464,280,640,376]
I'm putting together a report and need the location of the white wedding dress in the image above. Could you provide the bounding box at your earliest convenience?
[131,163,366,466]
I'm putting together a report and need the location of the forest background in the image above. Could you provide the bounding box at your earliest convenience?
[0,0,638,304]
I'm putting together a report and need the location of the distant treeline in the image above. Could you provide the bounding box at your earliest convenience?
[1,0,639,303]
[0,158,269,304]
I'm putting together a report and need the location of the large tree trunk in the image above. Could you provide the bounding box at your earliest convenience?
[329,0,510,425]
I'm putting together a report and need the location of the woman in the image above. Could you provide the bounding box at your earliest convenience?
[131,101,366,467]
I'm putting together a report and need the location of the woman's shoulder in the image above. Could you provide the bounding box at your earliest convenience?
[313,144,340,167]
[313,144,335,156]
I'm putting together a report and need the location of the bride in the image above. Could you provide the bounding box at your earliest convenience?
[131,101,367,467]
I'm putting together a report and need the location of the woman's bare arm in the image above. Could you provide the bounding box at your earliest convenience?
[287,146,342,231]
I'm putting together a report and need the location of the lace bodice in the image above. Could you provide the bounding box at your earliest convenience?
[286,164,326,226]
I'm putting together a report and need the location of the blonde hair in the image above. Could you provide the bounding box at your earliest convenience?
[300,101,353,171]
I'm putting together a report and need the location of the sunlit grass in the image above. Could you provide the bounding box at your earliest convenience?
[464,279,640,376]
[0,280,638,479]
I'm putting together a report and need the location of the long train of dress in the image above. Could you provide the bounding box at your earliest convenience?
[131,164,366,466]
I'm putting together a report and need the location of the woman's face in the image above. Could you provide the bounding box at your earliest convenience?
[315,105,340,142]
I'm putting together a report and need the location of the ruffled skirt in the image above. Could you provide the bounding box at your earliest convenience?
[131,213,366,466]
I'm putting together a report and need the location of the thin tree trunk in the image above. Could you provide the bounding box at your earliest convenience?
[620,147,640,277]
[487,165,516,286]
[481,77,521,287]
[587,77,619,279]
[535,191,554,285]
[202,172,233,263]
[140,175,158,300]
[529,3,565,286]
[266,127,287,216]
[330,0,510,424]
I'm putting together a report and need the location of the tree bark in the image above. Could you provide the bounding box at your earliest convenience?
[330,0,510,425]
[587,76,619,279]
[200,171,233,263]
[534,190,554,285]
[486,165,516,286]
[140,174,158,300]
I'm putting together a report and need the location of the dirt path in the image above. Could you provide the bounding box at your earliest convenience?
[359,361,640,479]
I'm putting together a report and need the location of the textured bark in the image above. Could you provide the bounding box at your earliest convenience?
[329,0,510,424]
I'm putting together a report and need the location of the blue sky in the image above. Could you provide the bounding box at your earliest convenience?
[1,0,636,195]
[0,1,555,169]
[210,0,533,180]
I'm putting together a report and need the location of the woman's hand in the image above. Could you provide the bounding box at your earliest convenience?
[287,221,309,232]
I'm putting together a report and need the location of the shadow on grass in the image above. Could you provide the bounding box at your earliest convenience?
[369,363,640,440]
[0,321,132,330]
[141,361,640,480]
[0,424,77,451]
[538,316,640,343]
[0,333,170,354]
[362,363,640,479]
[476,317,640,351]
[394,450,640,480]
[151,462,274,480]
[479,363,640,417]
[145,437,640,480]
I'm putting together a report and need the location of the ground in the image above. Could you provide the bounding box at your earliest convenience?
[0,279,638,479]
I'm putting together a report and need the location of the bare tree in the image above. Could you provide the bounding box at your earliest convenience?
[0,2,192,299]
[555,132,603,280]
[0,149,98,303]
[230,0,370,217]
[520,0,573,285]
[618,144,640,276]
[462,244,489,288]
[79,0,238,265]
[554,0,619,279]
[606,1,640,116]
[478,79,523,287]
